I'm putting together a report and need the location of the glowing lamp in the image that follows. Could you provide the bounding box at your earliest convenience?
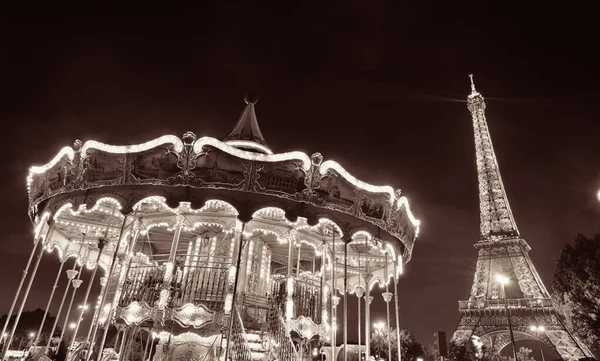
[495,274,509,285]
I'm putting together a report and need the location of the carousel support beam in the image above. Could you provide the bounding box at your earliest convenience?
[69,237,108,352]
[0,230,44,349]
[330,230,337,361]
[223,222,246,361]
[86,215,131,361]
[34,252,68,347]
[343,240,348,361]
[47,259,79,348]
[383,253,393,361]
[143,328,152,361]
[97,214,137,360]
[364,266,373,361]
[356,254,363,358]
[58,249,86,348]
[1,226,53,359]
[285,230,297,320]
[393,260,402,361]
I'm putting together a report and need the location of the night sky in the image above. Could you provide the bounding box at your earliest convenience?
[1,2,599,351]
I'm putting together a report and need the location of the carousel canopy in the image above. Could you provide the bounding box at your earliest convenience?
[26,97,420,267]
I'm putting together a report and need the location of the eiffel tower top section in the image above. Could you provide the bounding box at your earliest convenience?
[467,75,520,242]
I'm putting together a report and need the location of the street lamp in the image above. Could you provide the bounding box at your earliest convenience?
[496,274,518,361]
[69,323,76,330]
[529,325,546,361]
[596,190,600,202]
[373,321,385,334]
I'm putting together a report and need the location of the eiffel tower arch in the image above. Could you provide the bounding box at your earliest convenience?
[451,76,595,361]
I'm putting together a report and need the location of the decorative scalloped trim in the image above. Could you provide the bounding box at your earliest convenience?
[80,135,184,155]
[319,160,396,199]
[193,136,312,171]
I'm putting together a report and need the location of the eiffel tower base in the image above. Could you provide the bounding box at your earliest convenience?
[452,309,595,361]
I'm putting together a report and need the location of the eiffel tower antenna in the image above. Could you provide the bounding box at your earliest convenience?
[452,76,595,361]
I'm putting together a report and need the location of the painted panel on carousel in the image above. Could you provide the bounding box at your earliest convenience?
[360,192,390,222]
[191,148,246,189]
[130,146,180,184]
[82,150,125,186]
[29,154,74,203]
[254,160,307,195]
[315,172,356,213]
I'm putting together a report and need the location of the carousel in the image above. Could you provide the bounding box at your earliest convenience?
[1,96,420,361]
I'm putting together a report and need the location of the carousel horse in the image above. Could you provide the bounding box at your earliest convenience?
[99,348,119,361]
[66,342,89,361]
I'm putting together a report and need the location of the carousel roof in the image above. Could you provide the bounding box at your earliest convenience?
[222,94,272,154]
[26,97,421,266]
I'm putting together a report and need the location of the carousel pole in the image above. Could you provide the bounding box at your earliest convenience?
[382,253,393,361]
[46,264,77,347]
[142,328,152,361]
[69,235,108,352]
[393,260,402,361]
[59,251,86,346]
[86,214,131,361]
[2,225,53,358]
[96,213,136,360]
[47,242,85,348]
[356,254,362,359]
[343,239,348,361]
[330,229,337,361]
[364,260,373,361]
[34,248,68,347]
[0,217,48,349]
[224,222,246,361]
[0,217,50,348]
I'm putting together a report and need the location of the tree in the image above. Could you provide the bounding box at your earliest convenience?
[448,339,493,361]
[371,327,424,361]
[552,234,600,357]
[509,347,535,361]
[0,309,57,350]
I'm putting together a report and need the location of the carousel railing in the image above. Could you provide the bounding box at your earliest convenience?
[171,263,230,311]
[268,297,299,361]
[118,261,230,311]
[229,307,254,361]
[240,292,270,324]
[270,272,322,323]
[119,265,164,307]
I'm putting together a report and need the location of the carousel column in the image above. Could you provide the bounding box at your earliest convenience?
[382,254,393,361]
[47,263,80,348]
[0,216,48,348]
[330,231,337,361]
[2,224,54,358]
[224,221,246,361]
[393,260,402,361]
[34,243,70,347]
[356,254,364,357]
[96,213,137,361]
[285,229,297,320]
[158,214,185,311]
[59,268,84,345]
[86,214,131,361]
[69,237,108,352]
[363,271,373,361]
[343,239,348,361]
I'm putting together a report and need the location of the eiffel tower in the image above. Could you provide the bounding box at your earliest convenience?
[451,75,595,361]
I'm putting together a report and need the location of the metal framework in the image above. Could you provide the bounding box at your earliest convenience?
[452,76,595,361]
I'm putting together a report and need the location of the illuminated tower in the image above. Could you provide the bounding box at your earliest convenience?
[452,75,594,361]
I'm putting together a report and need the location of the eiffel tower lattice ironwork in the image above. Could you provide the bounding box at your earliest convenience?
[451,75,595,361]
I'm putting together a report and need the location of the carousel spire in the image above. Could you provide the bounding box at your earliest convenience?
[222,93,273,154]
